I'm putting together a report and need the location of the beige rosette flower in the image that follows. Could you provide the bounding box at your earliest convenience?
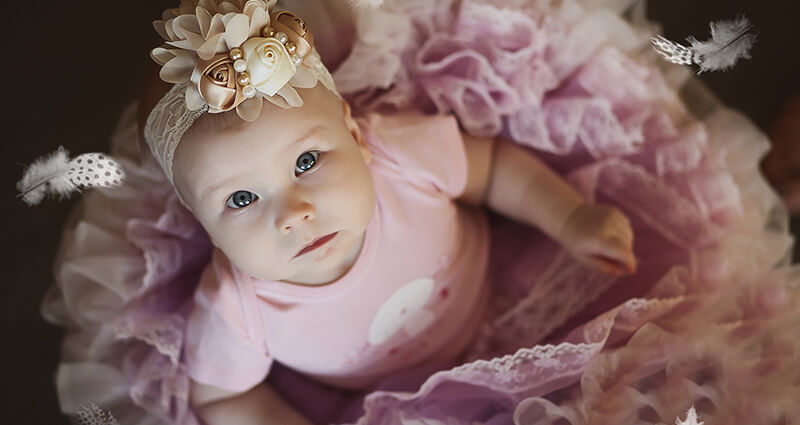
[241,37,295,96]
[149,0,330,121]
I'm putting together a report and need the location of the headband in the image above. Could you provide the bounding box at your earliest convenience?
[18,4,753,205]
[16,0,340,206]
[144,0,339,182]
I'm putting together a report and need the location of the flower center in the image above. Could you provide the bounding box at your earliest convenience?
[208,63,232,86]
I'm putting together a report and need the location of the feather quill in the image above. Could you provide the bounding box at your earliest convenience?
[651,16,756,73]
[16,147,125,206]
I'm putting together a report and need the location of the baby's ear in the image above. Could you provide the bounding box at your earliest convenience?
[342,100,372,164]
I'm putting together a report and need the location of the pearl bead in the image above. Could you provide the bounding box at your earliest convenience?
[291,54,303,66]
[229,48,243,61]
[261,26,272,38]
[234,59,247,73]
[237,72,250,86]
[243,85,256,98]
[285,41,297,54]
[275,31,288,44]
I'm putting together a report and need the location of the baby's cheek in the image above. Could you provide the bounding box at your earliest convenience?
[358,169,377,219]
[218,227,280,277]
[348,156,376,211]
[319,153,363,194]
[334,171,374,225]
[232,244,282,281]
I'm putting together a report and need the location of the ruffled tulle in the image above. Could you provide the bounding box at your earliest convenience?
[42,114,211,425]
[43,0,797,424]
[330,0,797,423]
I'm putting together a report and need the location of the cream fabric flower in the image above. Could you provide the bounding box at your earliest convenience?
[151,0,275,119]
[241,37,296,96]
[149,0,337,120]
[144,0,341,182]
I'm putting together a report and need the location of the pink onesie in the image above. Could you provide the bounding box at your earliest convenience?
[184,112,491,392]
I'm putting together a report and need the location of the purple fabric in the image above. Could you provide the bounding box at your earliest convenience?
[44,0,798,424]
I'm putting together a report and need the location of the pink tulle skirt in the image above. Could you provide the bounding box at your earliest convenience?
[43,0,800,424]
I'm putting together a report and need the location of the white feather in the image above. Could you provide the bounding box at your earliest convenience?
[651,35,695,65]
[651,15,756,73]
[73,402,119,425]
[17,148,125,206]
[16,146,76,206]
[690,16,756,73]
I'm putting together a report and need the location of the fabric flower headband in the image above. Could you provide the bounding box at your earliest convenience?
[151,0,336,121]
[17,0,347,205]
[142,0,338,182]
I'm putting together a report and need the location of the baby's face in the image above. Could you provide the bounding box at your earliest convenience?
[173,85,375,285]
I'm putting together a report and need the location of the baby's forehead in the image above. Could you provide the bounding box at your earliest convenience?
[185,113,330,164]
[186,83,343,138]
[176,120,332,201]
[189,109,257,138]
[178,86,345,165]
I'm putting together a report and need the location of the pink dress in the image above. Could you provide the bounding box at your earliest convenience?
[42,0,800,424]
[185,112,491,392]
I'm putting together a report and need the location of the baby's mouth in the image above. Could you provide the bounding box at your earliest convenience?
[293,232,338,259]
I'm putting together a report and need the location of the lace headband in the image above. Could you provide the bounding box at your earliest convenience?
[17,2,752,205]
[144,0,339,183]
[16,0,341,205]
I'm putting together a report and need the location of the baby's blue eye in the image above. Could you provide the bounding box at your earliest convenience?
[295,151,319,175]
[227,191,258,209]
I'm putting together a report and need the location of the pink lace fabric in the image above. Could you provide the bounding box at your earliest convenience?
[42,0,798,424]
[334,0,797,423]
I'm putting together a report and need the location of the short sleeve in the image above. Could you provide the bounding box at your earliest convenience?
[184,250,273,393]
[361,112,468,198]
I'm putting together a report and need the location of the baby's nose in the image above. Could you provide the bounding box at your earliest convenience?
[276,201,315,234]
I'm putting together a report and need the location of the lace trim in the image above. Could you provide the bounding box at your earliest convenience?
[467,251,617,360]
[453,341,602,384]
[143,83,209,183]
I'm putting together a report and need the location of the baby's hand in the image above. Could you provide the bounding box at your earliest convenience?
[559,204,636,276]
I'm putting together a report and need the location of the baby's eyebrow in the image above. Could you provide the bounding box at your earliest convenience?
[197,177,239,204]
[293,123,326,146]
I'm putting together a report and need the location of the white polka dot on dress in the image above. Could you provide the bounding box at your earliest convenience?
[368,277,437,345]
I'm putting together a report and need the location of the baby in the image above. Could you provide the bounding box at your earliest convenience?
[139,2,636,424]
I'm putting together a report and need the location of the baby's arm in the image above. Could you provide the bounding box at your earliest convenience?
[458,133,636,275]
[190,379,313,425]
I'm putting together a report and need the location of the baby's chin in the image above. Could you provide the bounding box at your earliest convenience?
[273,229,367,285]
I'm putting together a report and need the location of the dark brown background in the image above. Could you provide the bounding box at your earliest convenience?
[2,1,798,424]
